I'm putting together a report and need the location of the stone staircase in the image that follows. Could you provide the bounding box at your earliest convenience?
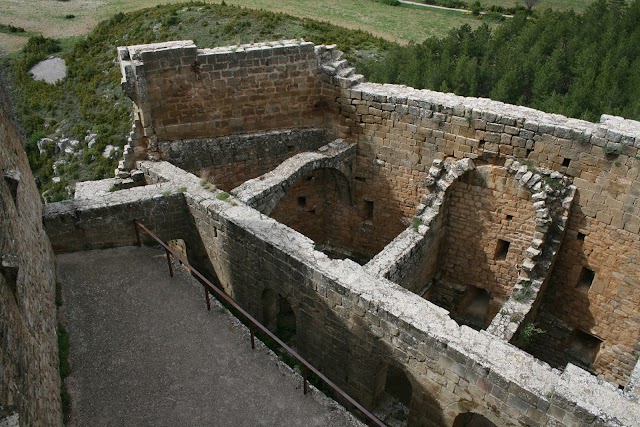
[315,44,365,89]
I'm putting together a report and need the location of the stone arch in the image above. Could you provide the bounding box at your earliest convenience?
[262,164,353,216]
[423,161,539,329]
[373,361,414,426]
[233,140,356,215]
[452,412,498,427]
[261,289,298,347]
[412,157,572,337]
[268,164,375,262]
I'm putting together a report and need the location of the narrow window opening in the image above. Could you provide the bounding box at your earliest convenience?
[297,196,306,208]
[577,267,595,289]
[213,227,218,238]
[355,176,366,182]
[306,176,314,181]
[562,158,571,167]
[506,214,513,221]
[566,329,602,369]
[495,239,510,261]
[577,232,586,241]
[364,200,374,220]
[1,254,20,296]
[287,145,294,152]
[4,170,20,207]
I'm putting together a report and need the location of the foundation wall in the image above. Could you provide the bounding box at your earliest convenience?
[338,82,640,385]
[0,78,61,425]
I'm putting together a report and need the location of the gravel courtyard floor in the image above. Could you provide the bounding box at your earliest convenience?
[57,245,363,427]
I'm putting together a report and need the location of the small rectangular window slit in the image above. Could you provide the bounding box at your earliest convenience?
[577,267,595,289]
[495,239,510,261]
[577,232,586,241]
[297,196,306,208]
[562,158,571,167]
[364,200,374,220]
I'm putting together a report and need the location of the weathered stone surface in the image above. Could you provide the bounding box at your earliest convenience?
[35,40,640,426]
[0,74,62,425]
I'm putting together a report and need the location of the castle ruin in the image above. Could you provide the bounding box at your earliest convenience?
[3,39,640,426]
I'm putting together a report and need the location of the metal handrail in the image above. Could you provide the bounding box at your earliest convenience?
[133,219,386,427]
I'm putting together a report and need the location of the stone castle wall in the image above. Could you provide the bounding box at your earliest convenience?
[43,160,640,426]
[157,129,329,191]
[118,40,339,164]
[38,40,640,426]
[337,82,640,387]
[0,74,62,425]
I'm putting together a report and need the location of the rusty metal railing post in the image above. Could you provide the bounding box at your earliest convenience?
[165,249,173,277]
[204,286,211,311]
[133,219,141,247]
[303,367,309,395]
[132,220,386,426]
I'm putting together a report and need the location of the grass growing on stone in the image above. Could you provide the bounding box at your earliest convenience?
[216,192,230,201]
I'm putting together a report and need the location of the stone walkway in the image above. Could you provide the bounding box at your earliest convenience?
[57,246,363,427]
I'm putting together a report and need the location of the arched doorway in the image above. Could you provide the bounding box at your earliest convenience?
[261,289,297,347]
[374,363,413,426]
[452,412,497,427]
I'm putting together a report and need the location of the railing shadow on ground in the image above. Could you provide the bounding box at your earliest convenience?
[133,219,386,427]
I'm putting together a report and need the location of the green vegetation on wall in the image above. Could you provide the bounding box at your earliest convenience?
[359,0,640,122]
[4,0,640,202]
[3,2,392,201]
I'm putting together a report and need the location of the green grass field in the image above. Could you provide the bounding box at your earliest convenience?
[0,0,595,54]
[457,0,594,11]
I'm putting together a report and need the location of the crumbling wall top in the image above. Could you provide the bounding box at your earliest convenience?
[352,82,640,148]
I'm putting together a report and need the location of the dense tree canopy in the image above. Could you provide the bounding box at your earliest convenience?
[358,0,640,121]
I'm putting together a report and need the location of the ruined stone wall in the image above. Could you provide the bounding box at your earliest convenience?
[119,40,338,157]
[143,162,640,427]
[43,183,192,254]
[430,167,536,318]
[0,75,61,425]
[94,40,640,419]
[269,167,388,262]
[157,129,329,191]
[338,82,640,386]
[43,159,640,425]
[268,168,365,257]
